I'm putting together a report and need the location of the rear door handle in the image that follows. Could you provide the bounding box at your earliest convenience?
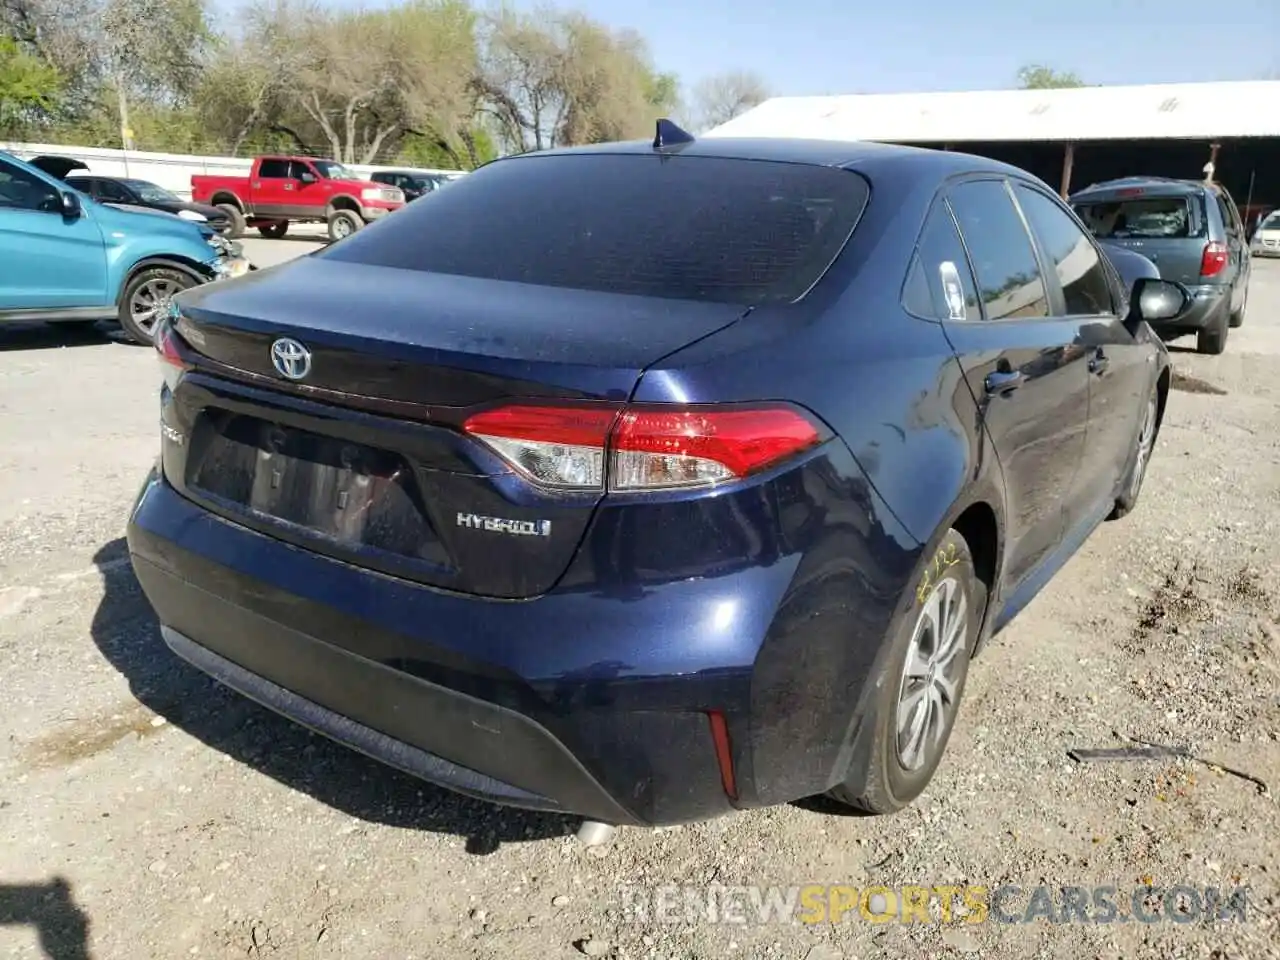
[984,370,1026,396]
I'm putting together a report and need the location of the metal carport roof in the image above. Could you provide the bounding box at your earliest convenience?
[704,81,1280,143]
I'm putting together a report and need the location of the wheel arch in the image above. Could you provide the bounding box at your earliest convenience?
[210,193,244,210]
[115,256,211,306]
[1154,363,1171,436]
[327,195,362,215]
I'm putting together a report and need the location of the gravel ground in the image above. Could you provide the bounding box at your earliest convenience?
[1,249,1278,960]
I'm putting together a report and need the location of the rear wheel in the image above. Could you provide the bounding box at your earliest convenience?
[1196,307,1229,355]
[118,266,196,344]
[827,528,984,814]
[216,203,246,239]
[1108,385,1159,520]
[258,220,289,239]
[1229,284,1247,328]
[327,209,363,242]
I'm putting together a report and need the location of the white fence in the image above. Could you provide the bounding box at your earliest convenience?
[0,141,466,199]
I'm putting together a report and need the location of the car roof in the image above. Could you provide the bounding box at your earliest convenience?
[502,136,1034,181]
[1071,176,1208,201]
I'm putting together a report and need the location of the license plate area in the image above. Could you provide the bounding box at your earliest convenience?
[187,413,445,564]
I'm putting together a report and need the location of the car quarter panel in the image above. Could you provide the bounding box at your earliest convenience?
[628,165,1007,800]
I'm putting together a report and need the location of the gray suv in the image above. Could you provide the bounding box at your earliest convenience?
[1070,177,1250,354]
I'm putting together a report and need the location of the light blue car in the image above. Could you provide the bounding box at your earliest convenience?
[0,150,250,343]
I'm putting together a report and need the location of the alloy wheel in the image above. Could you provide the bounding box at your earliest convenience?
[1129,394,1158,500]
[129,277,182,339]
[895,575,969,772]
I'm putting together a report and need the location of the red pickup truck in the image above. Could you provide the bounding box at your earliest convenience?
[191,156,405,242]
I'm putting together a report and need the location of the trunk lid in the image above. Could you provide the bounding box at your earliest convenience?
[164,256,747,599]
[1072,189,1209,285]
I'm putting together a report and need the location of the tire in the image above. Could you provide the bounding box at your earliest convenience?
[117,266,196,344]
[1229,284,1247,328]
[1107,384,1160,521]
[258,220,289,239]
[216,203,246,239]
[327,209,363,242]
[827,528,985,815]
[1196,306,1228,354]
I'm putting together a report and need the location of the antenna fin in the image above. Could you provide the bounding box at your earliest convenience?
[653,118,696,150]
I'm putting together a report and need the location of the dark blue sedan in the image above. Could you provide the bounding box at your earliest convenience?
[126,124,1179,834]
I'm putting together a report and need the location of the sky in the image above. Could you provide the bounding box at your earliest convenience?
[219,0,1279,96]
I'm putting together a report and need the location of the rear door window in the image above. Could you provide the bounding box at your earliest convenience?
[1014,185,1116,316]
[258,159,289,178]
[1213,190,1241,238]
[1073,195,1199,239]
[97,179,132,203]
[946,179,1050,320]
[902,200,982,321]
[319,153,871,305]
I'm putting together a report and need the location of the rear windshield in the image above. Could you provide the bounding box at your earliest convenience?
[1072,196,1201,240]
[319,153,869,305]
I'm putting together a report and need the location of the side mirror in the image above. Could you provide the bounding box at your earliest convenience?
[1128,277,1189,326]
[298,171,316,184]
[41,190,81,217]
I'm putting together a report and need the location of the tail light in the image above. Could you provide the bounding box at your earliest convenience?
[463,402,825,492]
[154,313,191,392]
[1200,241,1228,278]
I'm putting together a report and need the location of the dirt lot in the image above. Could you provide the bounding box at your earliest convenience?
[1,246,1278,960]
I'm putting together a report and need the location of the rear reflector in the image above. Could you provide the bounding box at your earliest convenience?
[706,710,738,801]
[463,403,823,491]
[1200,241,1229,278]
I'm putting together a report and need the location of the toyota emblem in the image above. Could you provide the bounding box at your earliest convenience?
[270,337,311,380]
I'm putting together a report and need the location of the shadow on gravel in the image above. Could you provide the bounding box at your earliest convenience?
[0,322,117,353]
[0,876,91,960]
[250,233,330,244]
[789,794,877,818]
[88,538,576,855]
[1170,370,1228,395]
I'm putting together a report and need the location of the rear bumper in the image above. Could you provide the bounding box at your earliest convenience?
[126,447,914,825]
[152,613,638,823]
[1151,283,1230,332]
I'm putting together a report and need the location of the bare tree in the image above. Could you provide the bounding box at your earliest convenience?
[269,0,477,164]
[477,4,676,153]
[383,0,478,163]
[101,0,214,147]
[207,0,321,154]
[689,69,769,132]
[476,5,565,152]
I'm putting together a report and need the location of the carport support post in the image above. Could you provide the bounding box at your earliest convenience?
[1060,142,1075,199]
[1206,142,1221,183]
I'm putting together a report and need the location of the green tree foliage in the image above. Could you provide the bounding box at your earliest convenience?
[0,36,62,126]
[1017,64,1085,89]
[0,0,752,169]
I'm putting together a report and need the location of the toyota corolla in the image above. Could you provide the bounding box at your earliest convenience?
[127,123,1177,833]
